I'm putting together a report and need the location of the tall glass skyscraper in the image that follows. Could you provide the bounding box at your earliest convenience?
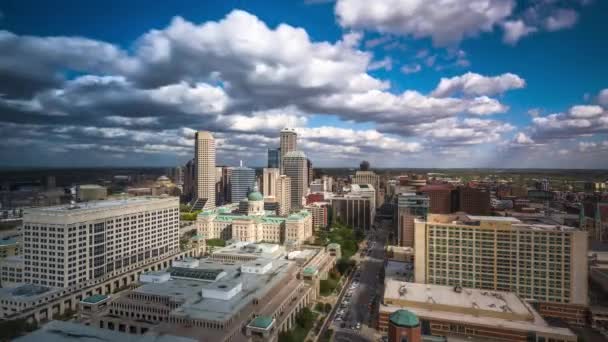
[267,148,280,168]
[230,165,256,203]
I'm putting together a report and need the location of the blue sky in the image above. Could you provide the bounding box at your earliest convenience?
[0,0,607,168]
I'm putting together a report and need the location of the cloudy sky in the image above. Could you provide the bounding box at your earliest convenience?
[0,0,607,168]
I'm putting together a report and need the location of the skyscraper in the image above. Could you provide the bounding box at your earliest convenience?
[262,168,280,199]
[194,131,215,210]
[283,150,308,210]
[277,175,291,216]
[267,148,280,168]
[230,163,256,203]
[279,128,297,173]
[352,170,381,208]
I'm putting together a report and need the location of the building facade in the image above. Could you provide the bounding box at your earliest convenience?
[395,193,429,247]
[352,170,381,208]
[267,148,280,169]
[20,197,180,289]
[276,175,292,216]
[279,128,297,173]
[420,185,454,214]
[262,168,280,200]
[458,186,490,215]
[304,202,328,231]
[229,165,255,203]
[414,214,588,324]
[194,131,216,210]
[283,151,308,210]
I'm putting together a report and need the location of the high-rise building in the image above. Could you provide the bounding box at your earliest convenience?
[279,128,297,173]
[420,184,454,214]
[395,193,428,247]
[21,197,180,288]
[267,148,280,169]
[458,186,490,215]
[193,131,216,210]
[277,175,292,216]
[230,164,255,203]
[262,168,280,200]
[304,202,329,230]
[352,170,381,208]
[329,184,376,230]
[283,151,308,210]
[307,159,313,186]
[215,167,225,206]
[414,214,588,325]
[183,158,195,202]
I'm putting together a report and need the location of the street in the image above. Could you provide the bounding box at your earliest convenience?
[330,218,390,342]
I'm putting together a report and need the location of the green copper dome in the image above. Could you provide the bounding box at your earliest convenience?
[248,191,264,201]
[389,309,420,328]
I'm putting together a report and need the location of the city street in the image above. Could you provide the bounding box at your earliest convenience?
[331,218,390,342]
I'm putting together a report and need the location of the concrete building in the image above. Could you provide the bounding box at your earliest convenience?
[20,197,180,289]
[267,148,280,169]
[395,193,428,247]
[197,189,312,246]
[304,202,329,231]
[379,281,576,342]
[458,186,490,215]
[414,214,588,325]
[75,244,336,342]
[0,236,19,260]
[420,184,454,214]
[352,170,381,208]
[283,151,308,210]
[1,255,24,287]
[262,168,280,200]
[182,159,195,202]
[276,175,291,216]
[230,164,255,203]
[76,185,107,202]
[279,128,297,173]
[193,131,216,210]
[329,184,376,230]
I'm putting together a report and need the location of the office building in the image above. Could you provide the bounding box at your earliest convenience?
[262,168,280,200]
[420,184,454,214]
[276,175,292,216]
[267,148,280,168]
[414,214,588,325]
[329,184,376,230]
[304,202,329,230]
[198,189,312,245]
[395,193,428,247]
[279,128,297,173]
[0,236,19,261]
[193,131,216,210]
[307,159,313,186]
[283,151,308,210]
[72,243,335,342]
[229,164,255,203]
[21,197,180,288]
[352,170,381,208]
[379,282,576,341]
[458,186,490,215]
[183,159,195,202]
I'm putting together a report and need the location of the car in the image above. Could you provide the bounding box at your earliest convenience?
[335,317,342,322]
[356,322,361,330]
[340,322,346,328]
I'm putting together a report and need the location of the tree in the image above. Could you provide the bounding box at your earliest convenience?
[324,303,332,313]
[296,307,315,330]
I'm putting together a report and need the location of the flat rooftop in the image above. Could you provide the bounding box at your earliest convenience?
[26,196,177,215]
[14,320,195,342]
[132,258,294,322]
[382,281,576,338]
[422,213,578,232]
[384,281,530,319]
[384,261,412,281]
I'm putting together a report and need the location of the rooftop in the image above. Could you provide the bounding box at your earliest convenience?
[81,294,109,304]
[0,236,18,246]
[248,315,274,329]
[423,213,579,232]
[14,320,196,342]
[26,196,177,215]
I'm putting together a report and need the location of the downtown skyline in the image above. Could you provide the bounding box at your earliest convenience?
[1,0,607,169]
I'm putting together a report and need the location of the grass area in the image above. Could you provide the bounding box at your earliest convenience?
[327,221,363,260]
[206,238,226,247]
[279,308,318,342]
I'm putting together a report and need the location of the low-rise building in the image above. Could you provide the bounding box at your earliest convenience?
[379,281,577,342]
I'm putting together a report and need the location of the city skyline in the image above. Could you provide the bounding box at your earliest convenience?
[1,1,607,169]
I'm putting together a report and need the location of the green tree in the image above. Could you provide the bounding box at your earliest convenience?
[324,302,332,313]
